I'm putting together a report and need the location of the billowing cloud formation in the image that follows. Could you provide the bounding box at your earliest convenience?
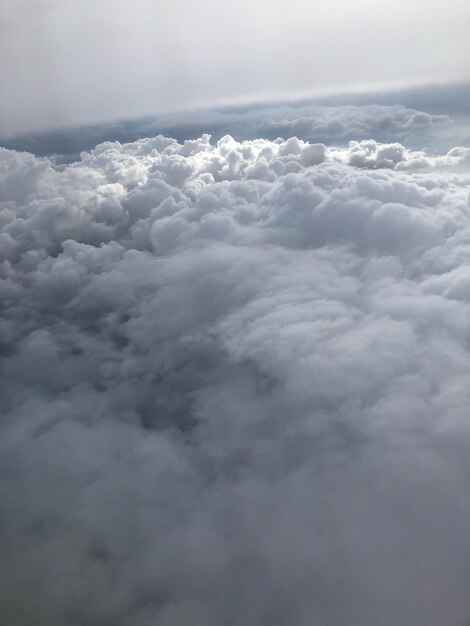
[1,133,470,626]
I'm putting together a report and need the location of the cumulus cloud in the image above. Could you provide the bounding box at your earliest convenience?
[1,132,470,626]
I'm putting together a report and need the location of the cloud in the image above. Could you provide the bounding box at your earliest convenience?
[1,98,455,157]
[1,133,470,626]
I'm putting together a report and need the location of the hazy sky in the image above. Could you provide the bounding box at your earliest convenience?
[1,0,469,136]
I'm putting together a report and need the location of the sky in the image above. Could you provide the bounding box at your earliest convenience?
[1,0,469,136]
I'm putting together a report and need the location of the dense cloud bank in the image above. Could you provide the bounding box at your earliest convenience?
[1,99,459,159]
[1,133,470,626]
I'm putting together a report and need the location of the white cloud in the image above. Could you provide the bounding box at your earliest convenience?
[1,132,470,625]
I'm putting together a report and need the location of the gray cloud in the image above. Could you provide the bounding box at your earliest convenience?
[0,97,458,158]
[1,131,470,626]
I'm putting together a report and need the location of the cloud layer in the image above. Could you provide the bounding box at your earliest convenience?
[1,133,470,625]
[1,98,455,156]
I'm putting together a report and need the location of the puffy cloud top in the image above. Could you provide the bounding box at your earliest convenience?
[1,132,470,626]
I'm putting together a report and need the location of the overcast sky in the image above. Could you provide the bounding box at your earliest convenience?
[1,0,469,136]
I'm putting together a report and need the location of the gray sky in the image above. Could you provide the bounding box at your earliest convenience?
[1,0,469,135]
